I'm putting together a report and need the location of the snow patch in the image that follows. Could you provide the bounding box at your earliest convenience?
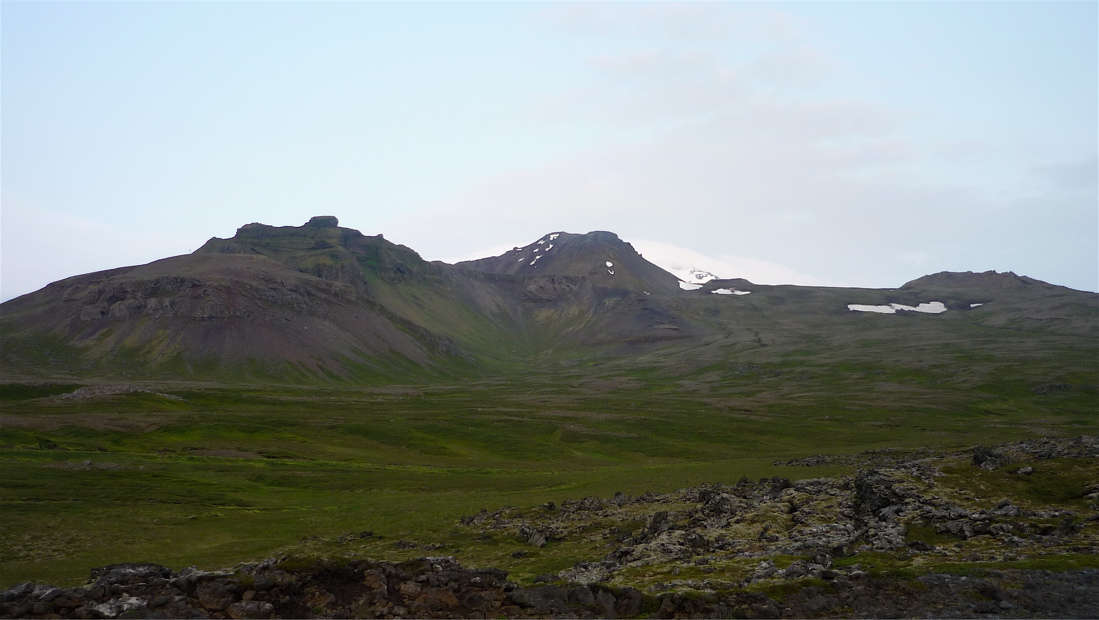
[537,239,545,245]
[549,233,560,241]
[545,244,553,251]
[667,266,719,284]
[606,261,613,267]
[902,301,948,313]
[713,288,751,295]
[608,269,615,275]
[848,301,948,314]
[970,302,984,308]
[848,304,896,314]
[679,282,703,291]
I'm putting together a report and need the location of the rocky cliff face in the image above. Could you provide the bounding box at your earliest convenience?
[61,257,357,323]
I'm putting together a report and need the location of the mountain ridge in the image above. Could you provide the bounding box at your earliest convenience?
[2,216,1095,384]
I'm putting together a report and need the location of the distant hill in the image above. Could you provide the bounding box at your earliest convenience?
[902,270,1051,290]
[2,216,1096,385]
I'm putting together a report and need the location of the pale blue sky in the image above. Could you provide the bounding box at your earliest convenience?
[3,1,1096,301]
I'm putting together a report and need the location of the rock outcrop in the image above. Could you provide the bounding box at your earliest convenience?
[3,558,1098,619]
[4,436,1097,619]
[460,436,1098,600]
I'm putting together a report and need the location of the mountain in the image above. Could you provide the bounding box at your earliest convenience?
[0,218,697,381]
[1,216,1096,386]
[0,220,466,382]
[455,231,680,295]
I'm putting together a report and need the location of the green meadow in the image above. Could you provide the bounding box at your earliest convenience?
[2,359,1094,589]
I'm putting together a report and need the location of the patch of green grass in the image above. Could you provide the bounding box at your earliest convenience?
[905,524,963,546]
[0,384,85,401]
[746,577,832,601]
[940,458,1098,508]
[832,552,921,579]
[928,554,1099,574]
[0,372,1094,589]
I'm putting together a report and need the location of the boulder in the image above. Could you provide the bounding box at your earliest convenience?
[973,445,1010,470]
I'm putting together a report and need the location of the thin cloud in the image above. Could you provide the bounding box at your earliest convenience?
[535,4,804,44]
[1033,155,1099,193]
[592,48,720,79]
[931,139,991,160]
[747,48,837,90]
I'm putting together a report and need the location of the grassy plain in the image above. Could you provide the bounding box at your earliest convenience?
[2,354,1094,589]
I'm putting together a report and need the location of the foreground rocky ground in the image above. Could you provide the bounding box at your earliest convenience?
[2,557,1097,619]
[3,436,1097,619]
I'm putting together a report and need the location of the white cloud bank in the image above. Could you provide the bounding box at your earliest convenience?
[630,239,845,287]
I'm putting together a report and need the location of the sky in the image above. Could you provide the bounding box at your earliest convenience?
[2,1,1096,302]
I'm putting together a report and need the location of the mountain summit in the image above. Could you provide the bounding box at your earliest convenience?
[456,231,681,294]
